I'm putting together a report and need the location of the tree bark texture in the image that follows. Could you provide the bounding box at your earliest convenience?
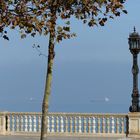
[40,35,55,140]
[40,11,56,140]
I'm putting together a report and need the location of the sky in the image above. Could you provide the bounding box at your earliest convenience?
[0,0,140,113]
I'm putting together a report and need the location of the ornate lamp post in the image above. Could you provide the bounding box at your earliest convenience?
[129,27,140,112]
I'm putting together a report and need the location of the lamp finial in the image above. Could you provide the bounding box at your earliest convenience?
[134,26,136,32]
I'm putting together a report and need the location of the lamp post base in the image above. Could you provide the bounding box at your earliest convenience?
[129,105,140,112]
[129,92,140,112]
[128,112,140,138]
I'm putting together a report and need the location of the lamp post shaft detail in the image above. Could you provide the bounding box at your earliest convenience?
[132,54,139,90]
[130,53,139,112]
[129,27,140,112]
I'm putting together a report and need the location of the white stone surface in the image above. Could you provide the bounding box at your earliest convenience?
[0,136,136,140]
[128,112,140,137]
[117,138,132,140]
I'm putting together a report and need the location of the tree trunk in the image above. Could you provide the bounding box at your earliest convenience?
[40,25,56,140]
[40,3,57,139]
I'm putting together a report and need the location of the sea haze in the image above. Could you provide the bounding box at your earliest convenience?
[0,59,132,113]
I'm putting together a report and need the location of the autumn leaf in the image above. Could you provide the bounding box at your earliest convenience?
[21,34,26,39]
[0,0,127,41]
[99,20,105,26]
[31,32,36,37]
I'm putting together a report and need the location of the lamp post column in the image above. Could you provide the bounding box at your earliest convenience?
[128,28,140,138]
[129,27,140,112]
[130,52,140,112]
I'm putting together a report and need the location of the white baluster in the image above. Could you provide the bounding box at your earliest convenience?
[84,117,87,133]
[111,117,115,133]
[102,117,106,133]
[24,115,28,132]
[107,117,110,133]
[16,115,19,132]
[47,116,50,133]
[74,117,77,133]
[116,117,119,134]
[7,115,10,132]
[78,117,82,133]
[90,117,93,133]
[38,115,41,132]
[56,116,59,132]
[65,116,68,133]
[20,115,24,132]
[70,117,72,133]
[29,115,32,132]
[73,117,75,133]
[121,117,124,134]
[12,115,15,132]
[87,117,91,133]
[93,117,96,133]
[51,116,55,133]
[97,117,101,133]
[60,116,64,133]
[33,116,37,132]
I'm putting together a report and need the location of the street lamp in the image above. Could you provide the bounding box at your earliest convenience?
[129,27,140,112]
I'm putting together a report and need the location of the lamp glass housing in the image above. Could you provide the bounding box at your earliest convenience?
[129,31,140,52]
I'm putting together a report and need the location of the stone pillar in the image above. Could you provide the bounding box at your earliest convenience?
[0,112,7,135]
[128,113,140,138]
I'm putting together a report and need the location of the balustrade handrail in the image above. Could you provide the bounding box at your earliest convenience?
[0,112,129,137]
[5,112,128,116]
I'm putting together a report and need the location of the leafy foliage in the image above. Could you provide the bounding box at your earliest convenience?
[0,0,127,42]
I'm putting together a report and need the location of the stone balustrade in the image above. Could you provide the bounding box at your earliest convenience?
[0,112,128,137]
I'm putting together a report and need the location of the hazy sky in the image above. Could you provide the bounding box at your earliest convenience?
[0,0,140,113]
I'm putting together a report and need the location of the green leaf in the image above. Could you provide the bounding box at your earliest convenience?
[57,26,63,32]
[71,33,77,37]
[65,21,70,25]
[63,26,70,32]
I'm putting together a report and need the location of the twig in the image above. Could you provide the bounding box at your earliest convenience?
[32,44,47,58]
